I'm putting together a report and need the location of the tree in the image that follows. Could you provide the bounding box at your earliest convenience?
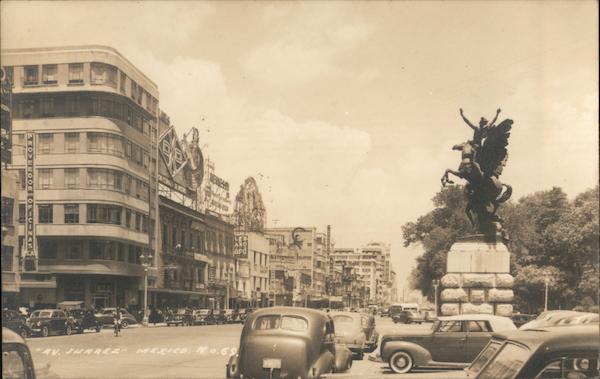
[402,185,474,299]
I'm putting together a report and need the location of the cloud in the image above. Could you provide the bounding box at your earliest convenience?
[241,5,372,85]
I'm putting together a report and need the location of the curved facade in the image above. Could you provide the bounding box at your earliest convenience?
[2,46,158,309]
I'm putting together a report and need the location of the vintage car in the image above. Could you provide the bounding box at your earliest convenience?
[2,309,32,339]
[226,307,353,379]
[95,308,137,328]
[166,309,194,326]
[238,308,254,323]
[26,309,77,337]
[381,314,516,374]
[2,327,37,379]
[214,309,228,324]
[331,311,369,359]
[466,324,599,379]
[192,309,215,325]
[393,310,425,324]
[223,309,239,324]
[65,309,101,333]
[519,310,597,330]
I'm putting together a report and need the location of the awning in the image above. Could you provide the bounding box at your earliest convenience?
[57,301,84,310]
[148,288,211,296]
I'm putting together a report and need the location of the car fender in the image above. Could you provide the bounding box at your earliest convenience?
[226,353,240,378]
[309,350,335,378]
[382,341,432,366]
[334,345,353,372]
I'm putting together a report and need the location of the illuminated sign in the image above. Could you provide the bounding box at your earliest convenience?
[159,127,188,178]
[24,133,36,271]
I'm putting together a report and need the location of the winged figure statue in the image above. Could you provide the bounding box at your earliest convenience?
[441,108,514,240]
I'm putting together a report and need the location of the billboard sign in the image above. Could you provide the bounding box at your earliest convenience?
[234,234,248,258]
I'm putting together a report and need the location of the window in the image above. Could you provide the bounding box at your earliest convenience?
[125,209,132,228]
[38,204,53,223]
[476,343,528,379]
[18,170,26,190]
[65,97,81,116]
[119,71,127,94]
[86,204,122,225]
[117,243,125,261]
[135,213,141,231]
[1,197,14,225]
[1,246,14,272]
[24,66,38,85]
[42,65,58,84]
[130,81,137,100]
[38,133,54,154]
[466,320,490,333]
[38,169,54,189]
[90,241,115,260]
[88,168,122,190]
[436,320,463,333]
[38,239,57,259]
[90,63,117,88]
[64,204,79,223]
[123,174,131,194]
[128,245,136,263]
[68,63,84,84]
[39,98,54,116]
[65,241,82,259]
[3,66,14,87]
[18,203,25,223]
[64,132,79,153]
[255,315,281,330]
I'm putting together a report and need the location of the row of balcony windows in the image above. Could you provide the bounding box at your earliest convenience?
[17,203,150,233]
[11,92,156,137]
[2,63,158,115]
[13,131,154,173]
[17,167,151,202]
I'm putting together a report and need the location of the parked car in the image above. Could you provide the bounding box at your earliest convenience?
[393,310,425,324]
[466,324,599,379]
[65,309,101,333]
[2,327,37,379]
[166,309,193,326]
[519,310,598,330]
[223,309,239,324]
[238,308,254,323]
[379,308,389,317]
[27,309,76,337]
[510,313,536,328]
[192,309,214,325]
[2,309,32,339]
[226,307,353,379]
[423,310,438,323]
[381,314,517,374]
[331,312,368,359]
[94,308,137,328]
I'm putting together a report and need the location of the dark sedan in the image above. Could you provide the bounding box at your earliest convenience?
[2,309,31,339]
[27,309,76,337]
[466,324,599,379]
[381,314,516,374]
[94,308,137,328]
[66,309,101,333]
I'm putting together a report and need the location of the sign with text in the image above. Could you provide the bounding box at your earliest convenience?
[234,234,248,258]
[24,132,36,271]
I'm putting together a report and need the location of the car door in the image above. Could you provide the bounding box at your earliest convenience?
[428,320,468,363]
[463,320,493,361]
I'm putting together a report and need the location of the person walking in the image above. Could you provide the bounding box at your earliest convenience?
[113,308,121,337]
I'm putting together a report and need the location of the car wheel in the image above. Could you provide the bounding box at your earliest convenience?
[121,320,129,328]
[96,325,101,332]
[65,325,73,335]
[389,351,414,374]
[347,357,353,371]
[42,326,49,337]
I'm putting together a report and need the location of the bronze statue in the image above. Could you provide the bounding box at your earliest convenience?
[441,108,514,240]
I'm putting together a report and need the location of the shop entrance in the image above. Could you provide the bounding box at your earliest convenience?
[92,295,109,309]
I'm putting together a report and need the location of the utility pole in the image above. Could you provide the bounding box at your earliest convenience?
[433,279,439,317]
[544,273,550,312]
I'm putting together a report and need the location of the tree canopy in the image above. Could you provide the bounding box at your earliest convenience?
[403,185,599,312]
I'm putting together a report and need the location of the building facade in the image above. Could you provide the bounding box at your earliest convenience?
[2,46,159,310]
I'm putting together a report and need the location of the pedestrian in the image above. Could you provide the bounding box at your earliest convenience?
[113,308,121,337]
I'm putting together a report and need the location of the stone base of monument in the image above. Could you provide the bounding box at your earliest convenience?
[440,236,514,317]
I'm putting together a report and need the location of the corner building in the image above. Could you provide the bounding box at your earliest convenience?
[2,46,159,310]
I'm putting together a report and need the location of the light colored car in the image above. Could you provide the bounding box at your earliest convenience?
[518,310,597,330]
[381,314,516,374]
[331,312,368,359]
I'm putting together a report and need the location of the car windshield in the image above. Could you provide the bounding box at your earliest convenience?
[477,343,529,379]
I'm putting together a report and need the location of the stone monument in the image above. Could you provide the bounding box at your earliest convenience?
[439,108,515,316]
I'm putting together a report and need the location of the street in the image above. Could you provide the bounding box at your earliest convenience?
[27,316,466,379]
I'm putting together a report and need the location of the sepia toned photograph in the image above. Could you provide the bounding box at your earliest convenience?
[1,1,598,379]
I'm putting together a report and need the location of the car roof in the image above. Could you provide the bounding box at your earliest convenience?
[2,327,26,345]
[491,324,600,351]
[249,306,327,322]
[329,311,362,319]
[438,314,516,330]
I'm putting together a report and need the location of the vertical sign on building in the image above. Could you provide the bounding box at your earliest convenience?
[234,234,248,258]
[24,132,37,271]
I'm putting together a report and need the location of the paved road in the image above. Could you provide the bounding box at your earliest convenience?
[26,316,466,379]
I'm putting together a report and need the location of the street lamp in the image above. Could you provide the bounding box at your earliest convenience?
[140,252,153,326]
[432,279,440,317]
[544,272,550,312]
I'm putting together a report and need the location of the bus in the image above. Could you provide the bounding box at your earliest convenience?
[388,303,419,319]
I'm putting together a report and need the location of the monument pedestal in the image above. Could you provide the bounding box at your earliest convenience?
[440,236,514,317]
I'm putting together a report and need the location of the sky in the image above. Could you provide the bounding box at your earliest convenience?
[2,1,598,291]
